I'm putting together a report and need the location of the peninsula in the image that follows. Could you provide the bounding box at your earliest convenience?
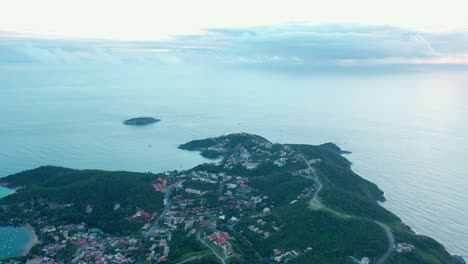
[0,133,463,264]
[123,117,160,126]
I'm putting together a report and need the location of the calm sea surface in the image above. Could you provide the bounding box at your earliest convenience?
[0,64,467,259]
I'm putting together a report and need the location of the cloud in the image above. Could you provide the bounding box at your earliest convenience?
[1,23,468,69]
[164,23,468,68]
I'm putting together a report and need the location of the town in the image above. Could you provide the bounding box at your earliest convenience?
[0,134,422,264]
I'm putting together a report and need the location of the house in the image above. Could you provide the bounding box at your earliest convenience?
[273,248,283,256]
[42,226,56,233]
[131,210,152,221]
[361,257,371,264]
[209,232,230,246]
[395,242,415,253]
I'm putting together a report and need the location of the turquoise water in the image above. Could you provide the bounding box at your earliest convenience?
[0,188,27,259]
[0,225,30,259]
[0,187,12,197]
[0,64,467,259]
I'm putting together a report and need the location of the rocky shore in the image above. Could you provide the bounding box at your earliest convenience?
[453,255,467,264]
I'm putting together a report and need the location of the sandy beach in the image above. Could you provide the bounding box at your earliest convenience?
[21,224,38,256]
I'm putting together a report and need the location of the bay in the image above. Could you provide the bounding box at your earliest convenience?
[0,64,467,259]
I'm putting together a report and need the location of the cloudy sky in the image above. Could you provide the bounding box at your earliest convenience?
[1,0,468,39]
[1,0,468,68]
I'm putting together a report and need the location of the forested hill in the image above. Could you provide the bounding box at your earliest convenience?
[0,133,459,264]
[0,167,164,234]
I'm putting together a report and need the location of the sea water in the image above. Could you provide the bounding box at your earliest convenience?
[0,225,30,259]
[0,64,467,259]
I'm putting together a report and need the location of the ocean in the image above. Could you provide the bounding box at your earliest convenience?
[0,63,467,259]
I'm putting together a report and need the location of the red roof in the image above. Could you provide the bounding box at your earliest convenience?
[139,210,151,218]
[209,232,229,245]
[273,249,283,255]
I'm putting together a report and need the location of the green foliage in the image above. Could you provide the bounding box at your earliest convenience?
[200,149,222,159]
[167,231,214,263]
[249,172,313,206]
[178,133,270,156]
[229,161,306,178]
[227,237,263,264]
[0,166,164,234]
[184,180,217,191]
[54,241,77,262]
[291,144,383,201]
[185,254,221,264]
[385,224,454,264]
[247,203,388,263]
[319,187,398,223]
[0,134,457,264]
[316,162,384,202]
[178,138,218,150]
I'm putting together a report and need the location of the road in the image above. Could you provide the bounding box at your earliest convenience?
[375,222,395,264]
[145,187,172,239]
[175,253,209,264]
[227,224,268,263]
[300,156,324,210]
[145,186,228,264]
[196,232,226,264]
[299,154,395,264]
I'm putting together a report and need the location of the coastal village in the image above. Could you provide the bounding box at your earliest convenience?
[0,134,421,264]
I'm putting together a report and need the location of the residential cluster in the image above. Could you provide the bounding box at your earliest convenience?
[27,223,137,264]
[0,134,369,264]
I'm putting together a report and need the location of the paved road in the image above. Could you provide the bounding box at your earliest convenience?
[145,187,172,239]
[196,232,226,264]
[299,154,394,264]
[375,222,395,264]
[300,156,324,210]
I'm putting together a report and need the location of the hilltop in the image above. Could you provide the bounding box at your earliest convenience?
[0,133,459,264]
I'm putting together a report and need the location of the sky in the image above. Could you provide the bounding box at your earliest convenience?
[1,0,468,69]
[1,0,468,40]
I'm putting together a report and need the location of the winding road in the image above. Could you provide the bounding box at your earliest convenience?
[375,222,395,264]
[299,154,395,264]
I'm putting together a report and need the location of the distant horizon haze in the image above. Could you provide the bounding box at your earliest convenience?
[1,0,468,40]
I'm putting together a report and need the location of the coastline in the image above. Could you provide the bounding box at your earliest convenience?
[21,224,38,256]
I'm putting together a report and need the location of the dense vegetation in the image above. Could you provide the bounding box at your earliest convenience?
[290,143,384,201]
[123,117,160,125]
[385,224,454,264]
[165,230,219,264]
[249,172,313,206]
[0,166,164,234]
[268,203,387,263]
[0,133,458,264]
[178,133,456,264]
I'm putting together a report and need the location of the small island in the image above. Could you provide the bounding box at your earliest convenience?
[123,117,160,126]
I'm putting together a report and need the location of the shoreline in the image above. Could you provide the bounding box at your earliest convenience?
[21,224,38,256]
